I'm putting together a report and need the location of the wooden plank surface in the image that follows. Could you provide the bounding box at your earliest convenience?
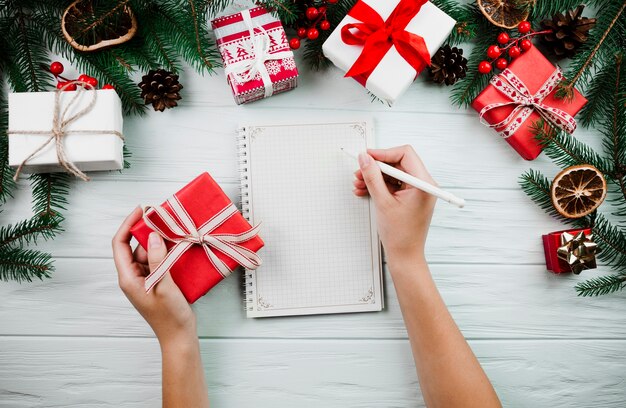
[0,50,624,407]
[0,258,624,339]
[1,337,625,408]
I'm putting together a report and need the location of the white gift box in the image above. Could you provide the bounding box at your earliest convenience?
[8,89,124,175]
[322,0,455,104]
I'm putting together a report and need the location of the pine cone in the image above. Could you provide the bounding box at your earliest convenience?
[541,5,596,59]
[138,69,183,112]
[428,45,468,86]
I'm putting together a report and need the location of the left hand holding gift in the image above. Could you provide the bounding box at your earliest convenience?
[112,206,196,344]
[112,207,210,407]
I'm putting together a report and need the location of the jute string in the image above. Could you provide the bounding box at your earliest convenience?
[7,81,124,182]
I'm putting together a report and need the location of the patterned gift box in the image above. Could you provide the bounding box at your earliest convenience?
[472,46,587,161]
[211,7,298,105]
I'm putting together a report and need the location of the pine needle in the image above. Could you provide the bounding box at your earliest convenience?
[576,273,626,297]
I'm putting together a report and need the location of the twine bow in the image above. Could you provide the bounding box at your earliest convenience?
[479,67,577,139]
[340,0,431,79]
[223,9,293,98]
[8,81,124,181]
[557,230,598,274]
[142,196,262,292]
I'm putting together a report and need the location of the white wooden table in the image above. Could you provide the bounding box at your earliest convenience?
[1,58,625,407]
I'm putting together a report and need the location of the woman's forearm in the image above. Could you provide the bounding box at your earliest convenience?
[160,329,210,408]
[388,251,501,408]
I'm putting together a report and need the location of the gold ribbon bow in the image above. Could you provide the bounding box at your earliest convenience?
[557,231,599,274]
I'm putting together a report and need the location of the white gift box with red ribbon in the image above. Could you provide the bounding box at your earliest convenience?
[322,0,455,105]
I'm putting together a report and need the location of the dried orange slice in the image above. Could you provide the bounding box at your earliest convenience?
[477,0,533,29]
[62,0,137,52]
[551,164,607,218]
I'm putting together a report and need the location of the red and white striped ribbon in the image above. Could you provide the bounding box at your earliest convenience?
[142,196,262,292]
[479,67,577,139]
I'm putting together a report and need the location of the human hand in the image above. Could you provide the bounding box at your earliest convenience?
[112,207,196,346]
[353,145,436,261]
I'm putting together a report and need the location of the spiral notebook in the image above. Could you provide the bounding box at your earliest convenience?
[238,120,383,318]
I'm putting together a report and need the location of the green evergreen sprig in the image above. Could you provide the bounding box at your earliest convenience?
[0,216,62,282]
[576,272,626,296]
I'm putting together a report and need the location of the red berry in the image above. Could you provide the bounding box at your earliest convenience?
[508,46,521,58]
[102,84,114,90]
[297,27,307,38]
[320,20,330,31]
[49,61,64,76]
[306,7,319,20]
[518,21,531,34]
[520,38,532,51]
[318,6,327,14]
[497,32,510,44]
[289,37,301,49]
[307,28,319,40]
[57,81,77,91]
[85,76,98,87]
[495,58,508,70]
[486,45,501,59]
[478,61,492,74]
[327,0,338,3]
[78,74,90,83]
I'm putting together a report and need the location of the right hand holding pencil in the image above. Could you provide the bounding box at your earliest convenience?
[353,145,436,262]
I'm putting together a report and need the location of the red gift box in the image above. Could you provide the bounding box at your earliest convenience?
[211,7,298,105]
[542,228,592,273]
[471,46,587,160]
[130,173,264,303]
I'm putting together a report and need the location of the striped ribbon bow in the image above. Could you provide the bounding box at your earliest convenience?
[224,8,293,98]
[479,67,577,139]
[142,196,262,292]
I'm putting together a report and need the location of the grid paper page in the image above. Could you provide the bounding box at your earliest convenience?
[245,121,383,318]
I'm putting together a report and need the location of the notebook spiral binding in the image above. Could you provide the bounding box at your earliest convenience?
[237,127,255,312]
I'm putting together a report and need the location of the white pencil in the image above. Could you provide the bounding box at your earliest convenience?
[341,148,465,208]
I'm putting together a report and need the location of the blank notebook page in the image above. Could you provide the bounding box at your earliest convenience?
[239,121,383,318]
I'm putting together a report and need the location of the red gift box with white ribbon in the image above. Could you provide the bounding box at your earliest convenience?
[471,46,587,161]
[130,173,264,303]
[211,7,298,105]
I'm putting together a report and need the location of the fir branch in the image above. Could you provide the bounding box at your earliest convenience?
[533,121,612,174]
[576,273,626,297]
[259,0,299,25]
[577,52,625,127]
[559,0,626,99]
[186,0,215,71]
[0,82,16,204]
[0,216,62,249]
[29,173,69,219]
[592,213,626,269]
[0,247,53,282]
[519,169,571,221]
[450,6,500,107]
[431,1,478,44]
[531,0,601,19]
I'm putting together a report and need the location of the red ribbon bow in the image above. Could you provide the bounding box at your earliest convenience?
[341,0,431,80]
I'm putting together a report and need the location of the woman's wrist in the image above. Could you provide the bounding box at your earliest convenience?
[385,247,430,278]
[157,321,198,351]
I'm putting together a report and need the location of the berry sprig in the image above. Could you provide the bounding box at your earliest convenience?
[46,61,114,91]
[478,21,553,74]
[289,0,338,50]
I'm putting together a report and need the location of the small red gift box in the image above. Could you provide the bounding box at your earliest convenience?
[130,173,264,303]
[211,7,298,105]
[471,46,587,160]
[542,228,592,273]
